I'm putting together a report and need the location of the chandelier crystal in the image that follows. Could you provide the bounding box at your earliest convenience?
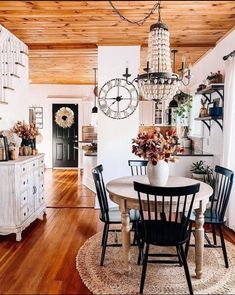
[110,0,191,102]
[137,8,181,101]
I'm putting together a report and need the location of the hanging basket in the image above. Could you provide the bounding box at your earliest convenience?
[55,107,74,128]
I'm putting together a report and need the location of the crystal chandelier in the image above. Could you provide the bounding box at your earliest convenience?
[137,2,191,101]
[110,0,192,102]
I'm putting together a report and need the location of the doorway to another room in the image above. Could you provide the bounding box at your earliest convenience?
[52,103,78,168]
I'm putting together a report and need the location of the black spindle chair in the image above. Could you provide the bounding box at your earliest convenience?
[92,165,139,266]
[186,165,234,268]
[128,160,148,176]
[134,181,200,295]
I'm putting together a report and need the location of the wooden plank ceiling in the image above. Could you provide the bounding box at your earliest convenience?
[0,1,234,84]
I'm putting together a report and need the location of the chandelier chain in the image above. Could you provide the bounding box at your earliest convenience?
[109,1,160,26]
[158,0,162,22]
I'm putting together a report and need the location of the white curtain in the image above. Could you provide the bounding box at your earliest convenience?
[222,55,235,231]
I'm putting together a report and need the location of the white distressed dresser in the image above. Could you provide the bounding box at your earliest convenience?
[0,154,46,241]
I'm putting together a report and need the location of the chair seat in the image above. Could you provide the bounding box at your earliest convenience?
[189,209,225,224]
[100,208,140,223]
[138,220,189,246]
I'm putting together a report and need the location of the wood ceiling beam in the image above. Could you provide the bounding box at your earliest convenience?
[28,43,98,50]
[28,42,215,50]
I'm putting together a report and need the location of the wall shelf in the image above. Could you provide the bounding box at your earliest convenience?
[195,116,223,131]
[195,84,224,131]
[196,84,224,102]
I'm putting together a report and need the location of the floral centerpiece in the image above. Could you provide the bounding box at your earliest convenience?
[132,128,184,185]
[12,121,39,143]
[12,121,40,155]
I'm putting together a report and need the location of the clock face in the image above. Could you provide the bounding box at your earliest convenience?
[98,78,138,119]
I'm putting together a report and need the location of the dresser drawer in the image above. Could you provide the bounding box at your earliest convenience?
[28,160,38,170]
[20,176,28,192]
[38,157,44,166]
[20,163,28,174]
[20,190,28,207]
[39,181,44,194]
[21,206,28,221]
[39,166,44,177]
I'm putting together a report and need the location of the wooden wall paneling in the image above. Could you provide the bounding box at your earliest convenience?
[0,1,234,84]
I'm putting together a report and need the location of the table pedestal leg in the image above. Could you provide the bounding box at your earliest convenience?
[120,199,131,274]
[195,201,205,279]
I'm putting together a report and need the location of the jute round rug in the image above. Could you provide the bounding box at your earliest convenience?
[76,232,235,294]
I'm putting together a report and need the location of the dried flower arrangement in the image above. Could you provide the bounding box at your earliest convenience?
[12,121,39,140]
[132,128,184,165]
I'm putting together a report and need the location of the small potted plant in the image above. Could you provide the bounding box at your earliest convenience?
[190,160,213,182]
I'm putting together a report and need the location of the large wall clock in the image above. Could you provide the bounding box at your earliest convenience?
[98,78,138,119]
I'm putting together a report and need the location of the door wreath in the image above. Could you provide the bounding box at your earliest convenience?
[55,107,74,128]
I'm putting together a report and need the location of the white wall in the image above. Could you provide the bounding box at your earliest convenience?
[189,29,235,165]
[28,84,94,168]
[98,46,140,183]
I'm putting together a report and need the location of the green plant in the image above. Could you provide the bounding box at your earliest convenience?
[190,161,209,174]
[175,92,193,121]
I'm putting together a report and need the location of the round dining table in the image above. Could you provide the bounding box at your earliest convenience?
[106,175,213,279]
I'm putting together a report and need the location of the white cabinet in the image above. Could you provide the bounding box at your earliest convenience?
[139,100,167,126]
[0,154,46,241]
[139,101,154,126]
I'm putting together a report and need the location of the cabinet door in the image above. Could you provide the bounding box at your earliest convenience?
[139,101,154,126]
[33,169,40,210]
[27,172,35,215]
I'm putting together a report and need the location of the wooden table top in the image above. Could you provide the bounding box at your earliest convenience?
[106,175,213,204]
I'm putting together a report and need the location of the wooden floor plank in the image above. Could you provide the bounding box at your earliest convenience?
[0,169,234,294]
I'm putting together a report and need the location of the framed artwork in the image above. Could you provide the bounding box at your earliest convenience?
[29,107,43,129]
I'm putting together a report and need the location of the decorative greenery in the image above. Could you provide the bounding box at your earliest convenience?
[190,160,212,175]
[12,121,39,140]
[175,92,193,121]
[132,128,184,165]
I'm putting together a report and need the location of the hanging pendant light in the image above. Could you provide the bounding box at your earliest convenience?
[137,1,181,101]
[118,0,191,102]
[91,68,98,126]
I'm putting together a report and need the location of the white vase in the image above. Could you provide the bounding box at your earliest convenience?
[147,160,169,186]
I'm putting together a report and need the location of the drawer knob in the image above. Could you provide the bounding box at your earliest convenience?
[23,181,25,185]
[24,213,26,216]
[23,168,25,171]
[24,197,26,200]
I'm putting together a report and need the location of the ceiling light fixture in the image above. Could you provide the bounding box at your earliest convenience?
[91,68,98,126]
[110,0,191,102]
[91,67,98,114]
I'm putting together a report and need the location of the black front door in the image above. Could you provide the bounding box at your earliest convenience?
[52,104,78,168]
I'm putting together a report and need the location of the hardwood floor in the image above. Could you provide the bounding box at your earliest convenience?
[0,169,99,294]
[0,169,234,294]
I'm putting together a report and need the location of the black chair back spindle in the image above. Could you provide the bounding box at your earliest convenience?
[210,165,234,222]
[128,160,148,176]
[134,182,200,245]
[134,182,200,294]
[92,165,110,222]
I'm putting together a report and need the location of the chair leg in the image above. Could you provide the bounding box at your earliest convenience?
[132,222,137,245]
[179,244,194,295]
[212,224,217,245]
[176,245,183,266]
[219,224,229,268]
[137,238,144,265]
[100,223,109,266]
[140,243,149,294]
[185,221,192,258]
[101,223,107,246]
